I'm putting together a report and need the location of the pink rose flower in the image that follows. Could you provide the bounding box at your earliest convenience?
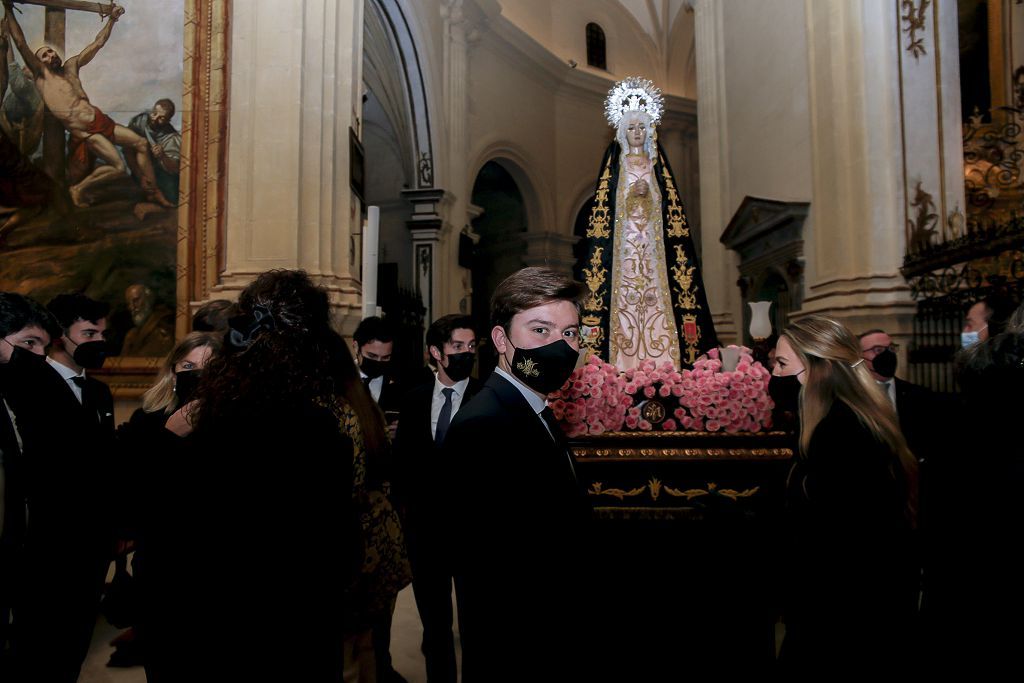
[681,415,694,429]
[706,420,721,432]
[638,419,653,431]
[661,419,677,431]
[625,415,639,429]
[658,385,671,398]
[644,386,656,399]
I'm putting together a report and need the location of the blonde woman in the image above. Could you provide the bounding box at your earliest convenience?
[772,315,918,671]
[113,331,220,671]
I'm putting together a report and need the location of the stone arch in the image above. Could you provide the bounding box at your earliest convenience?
[470,141,551,235]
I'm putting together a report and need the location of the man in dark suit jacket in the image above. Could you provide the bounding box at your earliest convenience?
[858,329,940,459]
[0,292,60,677]
[354,315,403,418]
[394,314,482,683]
[3,293,115,683]
[441,267,591,682]
[353,314,406,682]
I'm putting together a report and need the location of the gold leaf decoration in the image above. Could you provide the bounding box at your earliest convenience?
[661,162,689,238]
[587,166,613,239]
[589,482,647,500]
[582,247,608,313]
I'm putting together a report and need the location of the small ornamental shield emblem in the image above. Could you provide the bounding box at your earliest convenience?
[641,399,666,424]
[683,315,699,344]
[516,358,541,378]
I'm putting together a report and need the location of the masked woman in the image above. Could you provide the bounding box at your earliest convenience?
[578,77,717,369]
[111,332,220,669]
[771,315,919,672]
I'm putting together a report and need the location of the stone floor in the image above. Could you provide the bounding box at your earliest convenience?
[79,585,450,683]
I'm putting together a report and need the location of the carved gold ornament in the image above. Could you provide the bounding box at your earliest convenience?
[588,479,761,503]
[901,0,929,59]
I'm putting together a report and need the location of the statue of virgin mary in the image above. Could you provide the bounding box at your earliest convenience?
[579,77,718,369]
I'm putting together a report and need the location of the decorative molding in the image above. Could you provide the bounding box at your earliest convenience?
[589,479,762,503]
[906,180,939,253]
[177,0,231,336]
[901,0,930,59]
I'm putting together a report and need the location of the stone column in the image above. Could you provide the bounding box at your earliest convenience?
[522,232,578,272]
[435,0,476,319]
[216,0,364,329]
[798,0,950,342]
[690,0,740,343]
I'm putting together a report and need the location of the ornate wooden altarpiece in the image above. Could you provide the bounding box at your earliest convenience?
[568,429,795,670]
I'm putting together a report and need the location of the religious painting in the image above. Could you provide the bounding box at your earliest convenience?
[1,0,185,363]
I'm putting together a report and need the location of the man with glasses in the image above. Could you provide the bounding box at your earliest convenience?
[858,329,937,458]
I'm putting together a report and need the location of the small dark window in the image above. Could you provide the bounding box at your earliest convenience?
[586,23,607,70]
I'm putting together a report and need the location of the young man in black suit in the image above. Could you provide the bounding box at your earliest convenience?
[0,292,59,677]
[353,314,406,682]
[3,293,116,682]
[353,315,403,418]
[395,314,481,683]
[441,267,591,682]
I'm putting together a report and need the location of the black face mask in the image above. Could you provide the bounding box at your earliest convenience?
[360,357,390,380]
[0,344,48,383]
[871,349,898,379]
[442,352,475,383]
[768,373,802,413]
[69,339,109,370]
[174,370,202,405]
[506,336,579,395]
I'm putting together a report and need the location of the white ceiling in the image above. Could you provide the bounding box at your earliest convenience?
[616,0,689,45]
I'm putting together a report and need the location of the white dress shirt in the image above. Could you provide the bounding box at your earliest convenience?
[877,378,898,414]
[431,374,471,440]
[360,371,384,404]
[47,357,86,404]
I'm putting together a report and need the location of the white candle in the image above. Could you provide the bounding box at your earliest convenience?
[362,206,380,319]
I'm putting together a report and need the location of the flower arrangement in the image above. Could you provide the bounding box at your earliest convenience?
[549,346,773,436]
[548,355,632,437]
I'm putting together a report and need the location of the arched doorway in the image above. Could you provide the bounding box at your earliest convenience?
[362,0,435,376]
[470,160,528,376]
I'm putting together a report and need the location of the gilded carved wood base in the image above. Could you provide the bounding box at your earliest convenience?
[570,431,795,520]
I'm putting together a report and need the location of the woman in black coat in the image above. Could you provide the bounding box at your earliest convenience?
[113,331,221,670]
[771,315,919,673]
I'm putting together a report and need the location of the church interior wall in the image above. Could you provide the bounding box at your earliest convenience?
[11,0,986,410]
[667,10,698,99]
[721,0,813,213]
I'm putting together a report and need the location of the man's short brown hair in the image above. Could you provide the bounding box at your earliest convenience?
[490,267,583,332]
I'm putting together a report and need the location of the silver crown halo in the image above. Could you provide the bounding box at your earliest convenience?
[604,76,664,128]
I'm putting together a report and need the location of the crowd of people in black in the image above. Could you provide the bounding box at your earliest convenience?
[0,268,1021,681]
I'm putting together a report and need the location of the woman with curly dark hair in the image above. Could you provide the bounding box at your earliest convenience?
[145,270,406,682]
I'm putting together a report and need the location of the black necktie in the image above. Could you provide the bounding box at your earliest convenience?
[539,406,563,443]
[71,376,99,423]
[540,406,577,480]
[435,387,455,445]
